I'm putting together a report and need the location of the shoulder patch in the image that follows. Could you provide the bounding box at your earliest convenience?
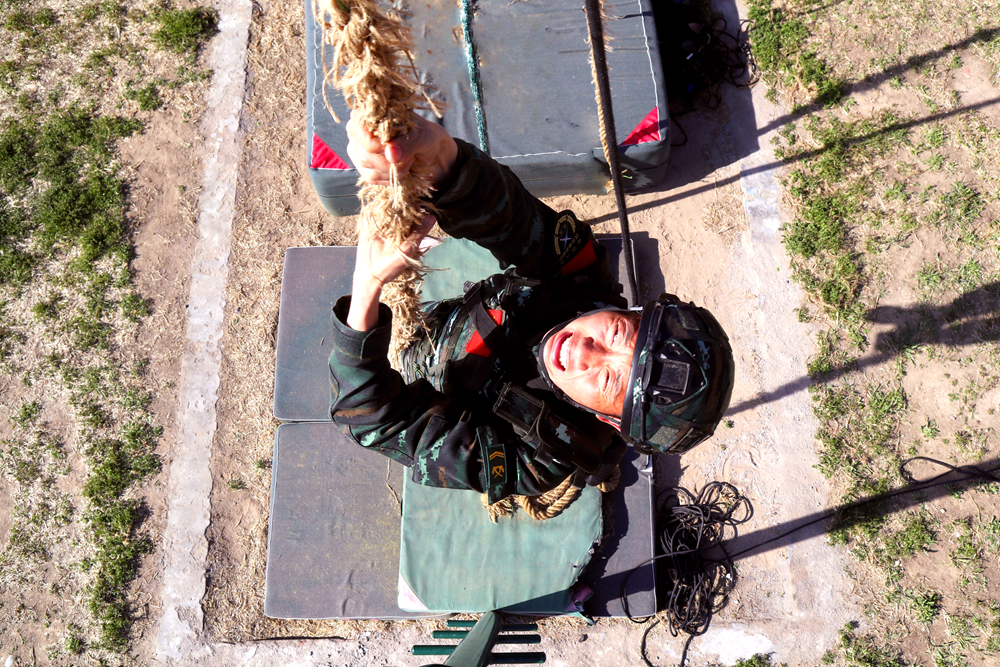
[560,239,597,276]
[553,213,578,257]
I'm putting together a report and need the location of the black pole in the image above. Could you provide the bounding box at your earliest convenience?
[583,0,640,305]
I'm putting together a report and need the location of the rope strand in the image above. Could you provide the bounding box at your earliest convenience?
[316,0,442,360]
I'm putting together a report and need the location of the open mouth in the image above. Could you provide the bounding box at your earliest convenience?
[549,331,571,373]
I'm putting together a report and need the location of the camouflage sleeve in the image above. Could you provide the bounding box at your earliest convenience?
[328,296,575,499]
[327,296,483,490]
[432,140,611,284]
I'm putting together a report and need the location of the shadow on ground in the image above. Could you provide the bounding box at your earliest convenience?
[588,25,1000,222]
[727,281,1000,416]
[724,453,1000,562]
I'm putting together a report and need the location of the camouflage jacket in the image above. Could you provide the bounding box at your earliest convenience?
[328,140,627,503]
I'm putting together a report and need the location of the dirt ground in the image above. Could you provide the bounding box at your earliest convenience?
[4,0,995,664]
[195,0,862,663]
[0,7,208,662]
[117,110,205,657]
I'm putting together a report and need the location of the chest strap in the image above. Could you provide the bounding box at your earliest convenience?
[451,279,518,393]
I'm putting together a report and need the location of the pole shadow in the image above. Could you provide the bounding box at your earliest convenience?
[590,94,1000,223]
[754,26,1000,138]
[726,281,1000,416]
[589,18,1000,218]
[725,455,1000,562]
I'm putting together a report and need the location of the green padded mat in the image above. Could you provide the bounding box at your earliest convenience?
[419,238,504,303]
[399,475,602,614]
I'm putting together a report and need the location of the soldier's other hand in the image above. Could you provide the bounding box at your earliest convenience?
[346,110,458,189]
[356,214,437,290]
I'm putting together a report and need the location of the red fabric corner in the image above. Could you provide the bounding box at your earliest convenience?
[620,107,660,146]
[465,310,504,357]
[561,240,597,276]
[311,133,350,170]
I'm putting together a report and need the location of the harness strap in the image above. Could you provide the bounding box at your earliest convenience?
[451,278,519,393]
[493,383,604,474]
[464,280,517,358]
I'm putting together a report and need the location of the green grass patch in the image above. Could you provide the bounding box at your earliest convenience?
[747,0,843,107]
[734,655,784,667]
[151,6,218,54]
[0,0,218,658]
[838,624,906,667]
[907,589,942,623]
[885,512,936,561]
[746,1,808,71]
[762,2,1000,665]
[780,111,914,333]
[0,107,142,277]
[784,192,852,259]
[930,642,969,667]
[123,79,162,111]
[928,182,985,244]
[949,520,982,574]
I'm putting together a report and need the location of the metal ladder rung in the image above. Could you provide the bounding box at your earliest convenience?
[431,631,541,643]
[412,646,545,664]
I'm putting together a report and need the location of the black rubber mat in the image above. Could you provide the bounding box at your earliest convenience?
[272,246,353,423]
[264,421,435,619]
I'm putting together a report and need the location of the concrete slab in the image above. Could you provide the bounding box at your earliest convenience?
[155,0,252,661]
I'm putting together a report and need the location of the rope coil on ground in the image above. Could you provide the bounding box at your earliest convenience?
[621,481,752,667]
[622,456,1000,667]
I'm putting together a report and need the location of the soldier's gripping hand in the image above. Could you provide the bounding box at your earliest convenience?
[346,110,458,189]
[347,214,436,332]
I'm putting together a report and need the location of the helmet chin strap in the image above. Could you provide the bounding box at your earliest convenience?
[595,413,621,431]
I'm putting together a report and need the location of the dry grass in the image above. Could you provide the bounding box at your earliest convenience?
[203,0,364,640]
[702,162,746,240]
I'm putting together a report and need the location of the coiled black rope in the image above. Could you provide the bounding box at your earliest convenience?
[620,481,752,666]
[657,0,761,147]
[620,456,1000,666]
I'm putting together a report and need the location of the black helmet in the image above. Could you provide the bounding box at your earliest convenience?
[620,293,734,455]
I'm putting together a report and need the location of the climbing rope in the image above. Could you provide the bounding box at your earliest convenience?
[658,3,761,147]
[459,0,489,154]
[483,466,621,523]
[315,0,442,361]
[518,475,581,521]
[632,482,751,666]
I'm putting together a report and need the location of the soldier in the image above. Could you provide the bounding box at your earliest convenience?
[328,112,735,505]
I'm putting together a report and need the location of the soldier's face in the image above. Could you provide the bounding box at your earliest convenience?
[542,310,640,416]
